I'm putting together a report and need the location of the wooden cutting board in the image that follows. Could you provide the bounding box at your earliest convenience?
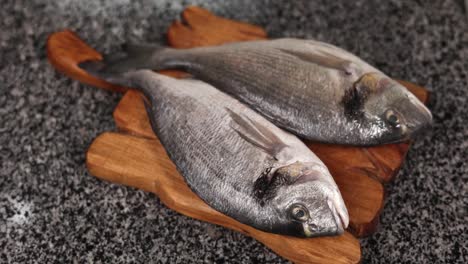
[47,6,429,264]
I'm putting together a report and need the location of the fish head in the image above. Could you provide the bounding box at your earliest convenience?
[346,72,432,144]
[258,162,348,237]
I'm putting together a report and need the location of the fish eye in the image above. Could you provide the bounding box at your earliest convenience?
[385,109,400,128]
[289,204,309,222]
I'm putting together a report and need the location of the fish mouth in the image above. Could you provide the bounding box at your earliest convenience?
[407,121,432,140]
[380,108,432,145]
[328,198,346,235]
[302,222,314,237]
[332,209,345,235]
[300,217,344,238]
[403,113,433,141]
[407,92,433,120]
[405,93,433,139]
[301,199,348,237]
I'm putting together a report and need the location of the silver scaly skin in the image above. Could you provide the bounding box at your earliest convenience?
[79,63,349,238]
[101,38,433,146]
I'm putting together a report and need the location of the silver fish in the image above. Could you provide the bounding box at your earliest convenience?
[97,38,433,146]
[80,62,349,237]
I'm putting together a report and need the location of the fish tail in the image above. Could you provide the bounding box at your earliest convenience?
[120,43,172,71]
[79,42,168,82]
[79,43,189,100]
[103,43,171,73]
[79,59,162,104]
[103,43,190,75]
[80,42,193,79]
[79,60,136,87]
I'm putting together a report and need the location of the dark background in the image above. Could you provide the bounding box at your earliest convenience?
[1,0,467,263]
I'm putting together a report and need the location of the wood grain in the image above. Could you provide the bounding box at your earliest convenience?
[167,6,267,48]
[87,132,361,264]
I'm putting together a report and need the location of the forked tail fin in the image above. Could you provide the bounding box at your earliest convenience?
[79,59,163,106]
[80,42,169,74]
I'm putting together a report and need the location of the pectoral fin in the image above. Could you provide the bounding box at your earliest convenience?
[278,48,358,75]
[226,108,287,160]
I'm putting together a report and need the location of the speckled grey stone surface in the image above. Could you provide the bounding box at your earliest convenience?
[0,0,467,263]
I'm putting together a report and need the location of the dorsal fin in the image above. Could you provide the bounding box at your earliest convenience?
[226,108,287,160]
[278,48,359,75]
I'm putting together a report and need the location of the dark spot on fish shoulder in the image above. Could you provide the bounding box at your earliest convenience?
[341,85,369,120]
[253,167,293,206]
[253,167,272,206]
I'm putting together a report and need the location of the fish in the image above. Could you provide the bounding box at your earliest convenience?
[80,61,349,238]
[94,38,433,146]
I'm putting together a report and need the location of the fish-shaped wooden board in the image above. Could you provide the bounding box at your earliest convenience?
[46,6,429,263]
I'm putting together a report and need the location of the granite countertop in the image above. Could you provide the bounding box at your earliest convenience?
[1,0,466,263]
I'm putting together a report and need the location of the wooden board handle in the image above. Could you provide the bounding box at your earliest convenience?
[168,6,267,48]
[47,30,127,93]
